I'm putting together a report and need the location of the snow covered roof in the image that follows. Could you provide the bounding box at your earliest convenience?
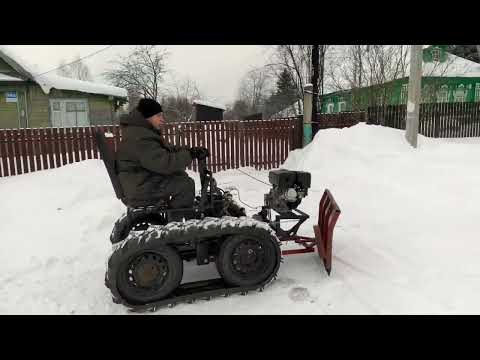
[422,51,480,77]
[193,99,226,111]
[0,46,127,99]
[34,73,127,98]
[0,73,24,81]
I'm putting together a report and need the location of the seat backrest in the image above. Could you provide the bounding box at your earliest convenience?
[93,129,126,202]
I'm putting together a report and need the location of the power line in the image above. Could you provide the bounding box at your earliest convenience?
[34,45,114,77]
[236,168,271,186]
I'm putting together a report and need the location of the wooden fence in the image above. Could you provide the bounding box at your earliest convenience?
[367,102,480,138]
[0,118,303,178]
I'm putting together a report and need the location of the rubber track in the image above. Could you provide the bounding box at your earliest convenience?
[105,216,282,313]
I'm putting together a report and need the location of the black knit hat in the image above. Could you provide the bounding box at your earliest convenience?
[136,98,163,119]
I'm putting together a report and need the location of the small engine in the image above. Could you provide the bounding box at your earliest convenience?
[265,169,311,213]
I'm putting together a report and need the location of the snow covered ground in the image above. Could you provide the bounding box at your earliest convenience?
[2,123,480,314]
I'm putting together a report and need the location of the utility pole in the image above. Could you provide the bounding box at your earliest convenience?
[405,45,423,148]
[311,45,319,138]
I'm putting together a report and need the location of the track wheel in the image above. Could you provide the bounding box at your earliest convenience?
[216,234,280,287]
[114,245,183,305]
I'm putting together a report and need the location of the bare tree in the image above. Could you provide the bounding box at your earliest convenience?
[57,55,92,81]
[264,45,330,115]
[326,45,410,91]
[237,67,272,115]
[224,99,250,120]
[325,45,413,109]
[161,76,202,122]
[422,53,457,77]
[264,46,310,114]
[57,59,70,77]
[326,45,459,90]
[326,45,461,108]
[446,45,480,63]
[103,45,168,102]
[126,88,142,111]
[312,45,319,124]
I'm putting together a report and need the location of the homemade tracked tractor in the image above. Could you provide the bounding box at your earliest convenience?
[95,129,341,312]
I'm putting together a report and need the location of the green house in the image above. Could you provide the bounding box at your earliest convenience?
[0,46,127,129]
[320,46,480,113]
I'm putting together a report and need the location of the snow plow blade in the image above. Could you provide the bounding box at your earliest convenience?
[279,189,341,275]
[313,189,341,275]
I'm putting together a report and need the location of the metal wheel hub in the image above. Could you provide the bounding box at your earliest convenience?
[232,240,265,274]
[128,253,168,288]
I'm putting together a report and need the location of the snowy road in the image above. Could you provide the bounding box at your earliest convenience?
[2,123,480,314]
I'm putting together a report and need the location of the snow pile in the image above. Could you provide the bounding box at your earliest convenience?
[2,123,480,314]
[281,123,480,313]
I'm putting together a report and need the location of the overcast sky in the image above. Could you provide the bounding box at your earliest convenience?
[6,45,273,105]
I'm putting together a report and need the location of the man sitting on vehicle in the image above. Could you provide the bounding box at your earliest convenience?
[116,98,208,219]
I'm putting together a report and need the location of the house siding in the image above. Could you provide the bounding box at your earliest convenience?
[0,84,20,128]
[31,88,115,127]
[1,54,121,128]
[0,83,116,128]
[28,84,50,127]
[320,77,480,113]
[86,94,115,125]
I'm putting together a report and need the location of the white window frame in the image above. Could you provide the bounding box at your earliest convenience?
[475,83,480,102]
[327,103,335,113]
[454,84,466,103]
[338,101,346,112]
[437,85,449,103]
[50,100,63,128]
[49,98,90,127]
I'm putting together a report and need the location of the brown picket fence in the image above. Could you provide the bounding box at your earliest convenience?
[0,118,303,178]
[367,102,480,138]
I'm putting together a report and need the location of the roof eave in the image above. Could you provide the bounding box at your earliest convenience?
[0,51,34,81]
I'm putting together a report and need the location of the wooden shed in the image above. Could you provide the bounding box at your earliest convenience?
[192,100,225,121]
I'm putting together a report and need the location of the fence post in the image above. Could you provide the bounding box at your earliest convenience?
[303,84,313,146]
[434,103,440,138]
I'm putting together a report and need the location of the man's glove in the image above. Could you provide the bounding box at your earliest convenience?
[189,147,210,160]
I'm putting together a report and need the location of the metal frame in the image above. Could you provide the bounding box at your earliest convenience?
[276,189,341,275]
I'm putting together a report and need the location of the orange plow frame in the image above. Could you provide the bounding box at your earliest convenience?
[280,189,341,275]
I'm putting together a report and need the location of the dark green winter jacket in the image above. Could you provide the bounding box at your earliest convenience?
[116,110,192,205]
